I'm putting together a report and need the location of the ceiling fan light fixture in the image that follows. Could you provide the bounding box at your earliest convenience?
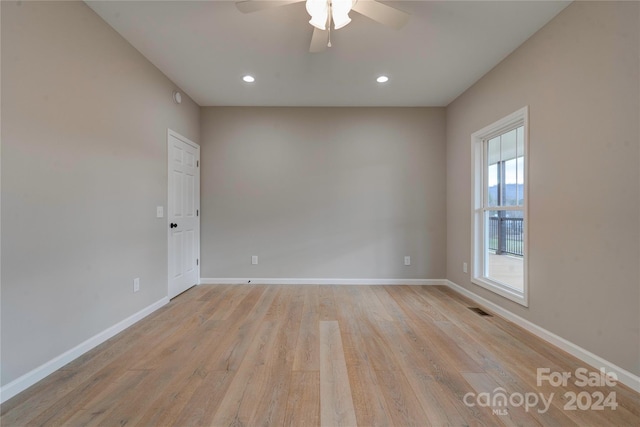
[306,0,328,30]
[331,0,352,30]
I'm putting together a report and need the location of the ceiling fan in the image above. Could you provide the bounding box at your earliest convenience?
[236,0,410,52]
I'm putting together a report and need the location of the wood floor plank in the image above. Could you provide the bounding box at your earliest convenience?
[51,369,150,427]
[422,288,637,425]
[2,284,638,427]
[133,369,208,427]
[375,369,430,427]
[462,372,544,427]
[201,288,282,426]
[369,317,476,426]
[246,287,305,426]
[284,372,320,427]
[423,286,627,426]
[482,297,640,419]
[332,286,389,369]
[347,365,394,427]
[319,320,357,427]
[354,285,394,322]
[333,288,396,425]
[0,370,80,425]
[172,370,236,426]
[381,287,496,426]
[318,285,337,321]
[80,371,171,427]
[129,293,228,371]
[119,340,217,426]
[389,285,486,373]
[207,285,278,372]
[292,286,320,371]
[21,366,147,426]
[436,320,576,427]
[1,290,208,424]
[209,320,281,426]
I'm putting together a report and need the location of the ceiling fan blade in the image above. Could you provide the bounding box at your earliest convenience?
[235,0,304,14]
[352,0,410,30]
[309,27,329,53]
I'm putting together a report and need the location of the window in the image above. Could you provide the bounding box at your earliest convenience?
[471,107,528,306]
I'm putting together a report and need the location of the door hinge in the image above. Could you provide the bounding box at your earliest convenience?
[196,259,199,266]
[197,209,199,216]
[197,160,199,167]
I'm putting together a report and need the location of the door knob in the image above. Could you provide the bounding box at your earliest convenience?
[170,223,177,228]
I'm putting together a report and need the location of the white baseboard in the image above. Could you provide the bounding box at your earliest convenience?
[0,297,170,404]
[199,278,447,286]
[446,280,640,393]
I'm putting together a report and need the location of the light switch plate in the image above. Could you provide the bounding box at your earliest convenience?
[252,256,258,265]
[156,206,164,218]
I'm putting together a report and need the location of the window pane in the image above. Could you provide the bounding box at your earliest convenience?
[516,126,524,157]
[485,209,524,291]
[487,137,501,207]
[501,129,517,207]
[501,129,517,162]
[516,126,524,204]
[504,158,518,206]
[487,136,501,165]
[485,128,524,209]
[517,156,524,204]
[486,210,500,255]
[487,163,499,207]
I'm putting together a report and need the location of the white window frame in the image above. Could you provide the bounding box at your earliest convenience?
[471,106,529,306]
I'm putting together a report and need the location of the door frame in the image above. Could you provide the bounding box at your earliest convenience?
[167,128,200,298]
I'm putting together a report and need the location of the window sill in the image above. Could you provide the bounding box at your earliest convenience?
[471,276,528,307]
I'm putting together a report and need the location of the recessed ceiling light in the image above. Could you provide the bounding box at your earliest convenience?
[242,75,255,83]
[376,75,389,83]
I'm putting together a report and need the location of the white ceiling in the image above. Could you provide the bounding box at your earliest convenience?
[86,1,570,107]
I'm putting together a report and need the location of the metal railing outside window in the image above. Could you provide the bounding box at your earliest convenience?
[488,217,523,256]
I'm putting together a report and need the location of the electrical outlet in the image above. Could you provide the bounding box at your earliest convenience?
[133,278,140,292]
[251,255,258,265]
[463,262,468,273]
[404,256,411,266]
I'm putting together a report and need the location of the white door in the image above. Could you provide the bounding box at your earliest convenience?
[168,130,200,299]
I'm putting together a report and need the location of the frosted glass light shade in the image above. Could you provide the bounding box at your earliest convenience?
[306,0,328,30]
[331,0,352,30]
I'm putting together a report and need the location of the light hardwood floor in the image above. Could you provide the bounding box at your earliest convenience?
[2,285,638,426]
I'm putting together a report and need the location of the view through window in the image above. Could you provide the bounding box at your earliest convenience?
[472,107,528,306]
[486,126,524,291]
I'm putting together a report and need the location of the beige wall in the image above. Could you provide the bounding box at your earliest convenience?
[1,1,199,386]
[200,107,446,280]
[446,1,639,375]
